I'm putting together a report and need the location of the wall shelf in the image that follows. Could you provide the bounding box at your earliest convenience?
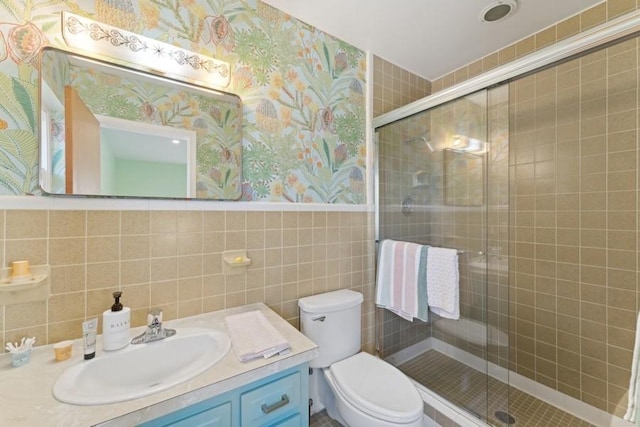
[412,170,429,188]
[0,265,51,305]
[222,251,251,276]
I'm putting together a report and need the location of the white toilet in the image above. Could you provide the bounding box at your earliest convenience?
[299,289,423,427]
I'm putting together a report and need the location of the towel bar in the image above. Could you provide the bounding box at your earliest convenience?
[374,239,484,256]
[457,250,484,256]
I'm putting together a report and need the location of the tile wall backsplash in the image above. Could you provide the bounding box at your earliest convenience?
[0,209,376,353]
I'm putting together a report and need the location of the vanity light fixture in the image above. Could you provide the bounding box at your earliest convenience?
[61,12,230,88]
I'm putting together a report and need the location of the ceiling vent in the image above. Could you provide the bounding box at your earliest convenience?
[480,0,518,23]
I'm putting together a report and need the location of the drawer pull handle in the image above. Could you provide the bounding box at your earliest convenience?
[261,394,290,414]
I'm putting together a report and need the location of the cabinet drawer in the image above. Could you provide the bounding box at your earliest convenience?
[240,372,300,426]
[143,401,232,427]
[272,413,301,427]
[171,401,231,427]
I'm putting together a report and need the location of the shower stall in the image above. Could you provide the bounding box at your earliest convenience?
[373,14,640,426]
[374,85,511,426]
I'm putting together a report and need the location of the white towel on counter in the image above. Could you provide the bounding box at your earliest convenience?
[624,310,640,422]
[426,247,460,320]
[224,310,290,362]
[375,240,429,322]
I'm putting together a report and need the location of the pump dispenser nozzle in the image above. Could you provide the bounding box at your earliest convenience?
[111,291,123,312]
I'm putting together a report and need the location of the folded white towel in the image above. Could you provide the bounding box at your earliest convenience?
[426,247,460,320]
[624,310,640,422]
[224,310,290,362]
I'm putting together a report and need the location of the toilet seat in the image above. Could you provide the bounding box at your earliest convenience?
[329,352,423,424]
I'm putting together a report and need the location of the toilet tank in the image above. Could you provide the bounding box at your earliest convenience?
[298,289,363,368]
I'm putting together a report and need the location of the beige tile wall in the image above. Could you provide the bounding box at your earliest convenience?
[0,209,376,353]
[373,55,431,117]
[509,36,639,416]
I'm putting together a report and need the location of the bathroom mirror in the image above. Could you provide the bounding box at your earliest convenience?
[39,47,242,200]
[443,148,484,206]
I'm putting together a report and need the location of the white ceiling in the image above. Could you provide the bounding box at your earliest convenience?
[262,0,604,81]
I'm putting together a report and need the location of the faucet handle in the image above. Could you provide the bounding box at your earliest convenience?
[147,309,163,326]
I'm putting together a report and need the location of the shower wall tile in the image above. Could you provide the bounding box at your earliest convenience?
[557,15,581,41]
[372,56,431,117]
[509,38,640,416]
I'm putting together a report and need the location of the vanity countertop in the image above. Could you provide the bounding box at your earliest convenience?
[0,303,318,426]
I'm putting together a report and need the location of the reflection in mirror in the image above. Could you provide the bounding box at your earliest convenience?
[98,115,196,198]
[39,47,242,200]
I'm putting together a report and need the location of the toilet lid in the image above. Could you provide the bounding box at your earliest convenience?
[329,352,422,423]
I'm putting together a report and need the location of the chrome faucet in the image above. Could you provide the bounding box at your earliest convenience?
[131,309,176,344]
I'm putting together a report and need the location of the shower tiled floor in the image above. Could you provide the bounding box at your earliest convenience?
[398,350,595,427]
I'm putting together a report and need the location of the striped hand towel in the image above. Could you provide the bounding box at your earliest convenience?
[375,239,429,322]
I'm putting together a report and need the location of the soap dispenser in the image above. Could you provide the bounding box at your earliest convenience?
[102,291,131,351]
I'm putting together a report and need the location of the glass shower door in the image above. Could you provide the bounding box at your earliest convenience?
[375,85,510,425]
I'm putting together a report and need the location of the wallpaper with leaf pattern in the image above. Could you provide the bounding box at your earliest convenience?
[0,0,367,203]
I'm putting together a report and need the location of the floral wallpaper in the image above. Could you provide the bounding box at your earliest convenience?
[0,0,367,203]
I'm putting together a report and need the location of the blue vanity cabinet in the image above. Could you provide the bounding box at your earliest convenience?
[139,364,309,427]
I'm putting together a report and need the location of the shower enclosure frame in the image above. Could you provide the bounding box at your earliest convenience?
[372,8,640,427]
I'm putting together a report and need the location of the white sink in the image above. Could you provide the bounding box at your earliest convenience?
[53,328,231,405]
